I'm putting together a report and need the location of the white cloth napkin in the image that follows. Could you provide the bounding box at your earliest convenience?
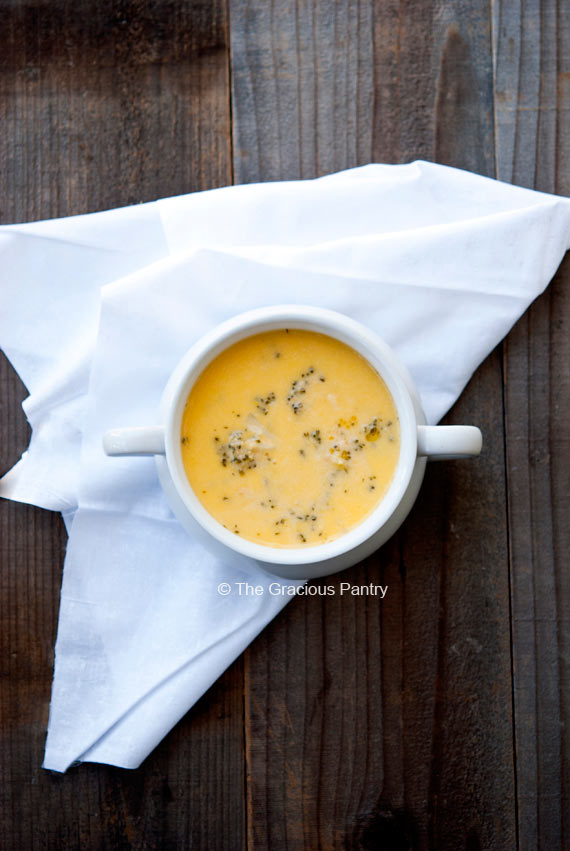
[1,161,569,772]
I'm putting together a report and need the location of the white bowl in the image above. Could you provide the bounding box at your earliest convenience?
[103,305,482,579]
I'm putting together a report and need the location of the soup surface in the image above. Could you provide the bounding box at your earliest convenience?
[181,329,400,547]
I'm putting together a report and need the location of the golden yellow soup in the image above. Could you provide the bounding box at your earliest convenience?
[181,329,400,547]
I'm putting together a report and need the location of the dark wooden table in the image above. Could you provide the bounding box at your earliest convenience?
[1,2,568,849]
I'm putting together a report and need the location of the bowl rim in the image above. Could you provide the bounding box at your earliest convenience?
[161,305,418,566]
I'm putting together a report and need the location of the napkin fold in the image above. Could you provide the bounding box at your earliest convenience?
[1,162,569,772]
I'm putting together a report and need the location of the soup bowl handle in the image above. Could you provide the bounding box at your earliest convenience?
[417,425,482,460]
[103,426,166,457]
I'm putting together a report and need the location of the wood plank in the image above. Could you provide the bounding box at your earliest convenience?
[229,0,375,183]
[233,2,516,848]
[0,2,243,849]
[373,0,495,175]
[420,9,515,843]
[494,2,570,847]
[0,0,232,219]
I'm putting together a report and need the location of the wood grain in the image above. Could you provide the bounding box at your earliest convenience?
[494,2,570,848]
[0,0,231,219]
[0,2,243,849]
[373,0,495,174]
[372,13,514,841]
[373,5,514,846]
[229,0,375,183]
[233,2,516,848]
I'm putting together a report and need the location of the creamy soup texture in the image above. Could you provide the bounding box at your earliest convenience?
[181,329,400,547]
